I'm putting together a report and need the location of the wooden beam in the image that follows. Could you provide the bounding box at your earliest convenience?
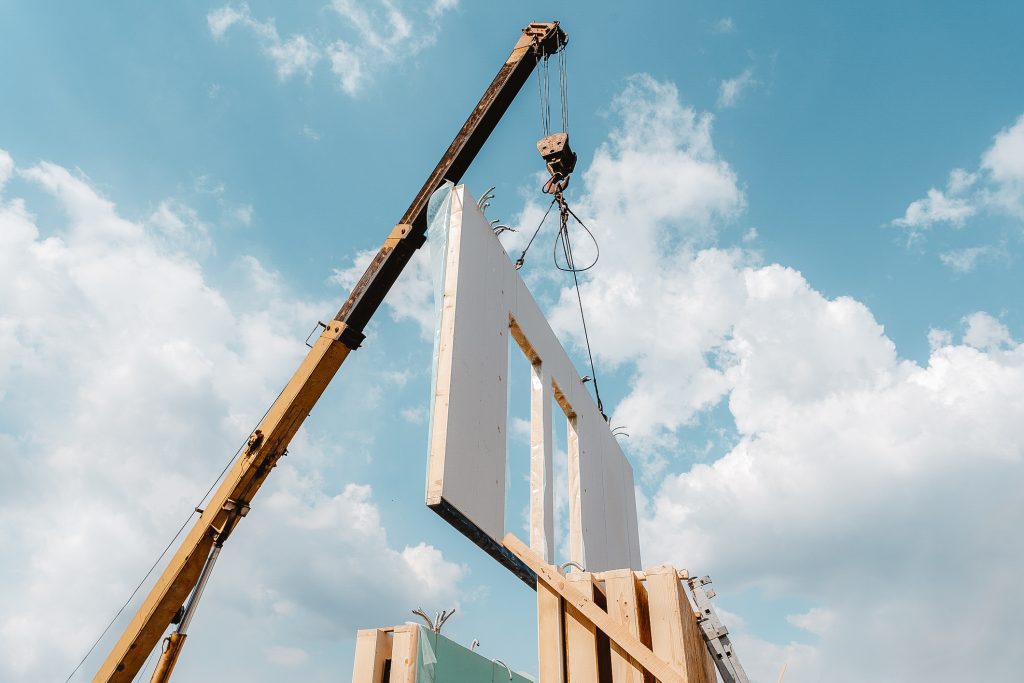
[603,569,651,683]
[504,534,685,683]
[388,626,419,683]
[529,360,555,561]
[564,572,601,683]
[538,579,566,683]
[645,565,712,683]
[352,628,391,683]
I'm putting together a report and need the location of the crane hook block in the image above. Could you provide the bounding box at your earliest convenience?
[537,132,576,192]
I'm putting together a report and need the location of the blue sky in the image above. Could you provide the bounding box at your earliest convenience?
[2,2,1024,682]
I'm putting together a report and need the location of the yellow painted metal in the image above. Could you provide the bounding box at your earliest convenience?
[149,632,186,683]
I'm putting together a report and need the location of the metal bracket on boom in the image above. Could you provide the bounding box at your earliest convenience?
[221,498,250,518]
[687,575,750,683]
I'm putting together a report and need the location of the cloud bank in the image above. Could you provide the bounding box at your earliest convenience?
[0,151,464,682]
[501,75,1023,682]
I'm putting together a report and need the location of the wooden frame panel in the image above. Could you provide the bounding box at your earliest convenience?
[427,186,641,576]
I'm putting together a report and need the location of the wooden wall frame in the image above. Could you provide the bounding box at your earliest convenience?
[426,185,642,582]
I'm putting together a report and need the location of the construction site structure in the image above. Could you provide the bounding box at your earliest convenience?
[82,19,753,683]
[90,22,567,683]
[353,535,749,683]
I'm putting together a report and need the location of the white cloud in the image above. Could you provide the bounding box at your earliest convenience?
[428,0,459,19]
[207,3,320,82]
[0,149,464,682]
[525,75,745,473]
[207,5,248,39]
[947,167,978,194]
[266,34,321,81]
[642,324,1024,681]
[192,173,253,226]
[980,114,1024,217]
[717,67,756,109]
[326,40,367,95]
[0,148,13,189]
[927,327,952,351]
[230,203,254,225]
[401,406,426,424]
[208,1,459,93]
[147,199,213,255]
[786,607,837,636]
[892,113,1024,259]
[331,247,433,338]
[891,186,975,231]
[712,17,736,34]
[491,77,1024,681]
[962,311,1012,351]
[938,244,996,272]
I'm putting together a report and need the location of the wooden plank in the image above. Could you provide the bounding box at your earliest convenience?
[504,534,685,683]
[564,572,600,683]
[635,575,655,683]
[645,565,715,683]
[388,625,419,683]
[529,359,555,561]
[566,414,584,566]
[603,570,650,683]
[538,578,566,683]
[352,628,391,683]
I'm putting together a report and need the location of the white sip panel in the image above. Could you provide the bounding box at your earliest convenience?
[426,185,642,573]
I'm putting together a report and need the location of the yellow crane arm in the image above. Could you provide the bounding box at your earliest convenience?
[93,21,567,683]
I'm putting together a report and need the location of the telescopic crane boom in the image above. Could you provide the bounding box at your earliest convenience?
[92,21,568,683]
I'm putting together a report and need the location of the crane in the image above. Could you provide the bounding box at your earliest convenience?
[90,21,571,683]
